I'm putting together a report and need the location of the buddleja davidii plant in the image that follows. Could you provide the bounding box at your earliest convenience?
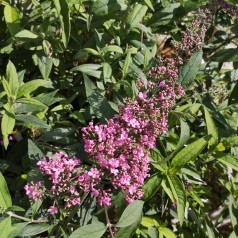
[0,61,53,149]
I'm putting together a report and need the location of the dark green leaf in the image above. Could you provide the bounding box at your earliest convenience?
[53,0,71,48]
[19,223,52,236]
[211,48,238,62]
[178,50,203,88]
[170,135,211,171]
[167,175,186,225]
[16,115,50,129]
[142,173,163,200]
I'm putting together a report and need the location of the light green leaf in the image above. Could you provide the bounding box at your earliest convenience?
[178,50,203,88]
[175,118,190,151]
[17,79,53,98]
[122,53,131,78]
[0,217,11,238]
[142,173,163,201]
[4,6,21,35]
[167,175,186,226]
[2,78,11,97]
[204,107,218,150]
[53,0,71,48]
[116,200,144,227]
[6,61,19,96]
[71,64,102,78]
[217,153,238,171]
[159,227,177,238]
[15,30,38,39]
[69,223,106,238]
[101,45,123,54]
[143,0,154,11]
[126,4,148,29]
[103,63,112,83]
[0,172,12,209]
[170,135,211,172]
[38,56,53,80]
[8,222,28,238]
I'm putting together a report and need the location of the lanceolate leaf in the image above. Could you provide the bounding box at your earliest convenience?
[178,50,203,88]
[126,4,148,29]
[170,135,211,171]
[69,223,107,238]
[19,223,52,236]
[0,172,12,208]
[116,200,144,227]
[6,61,19,96]
[53,0,71,48]
[142,173,163,201]
[16,115,50,129]
[216,153,238,171]
[167,175,186,226]
[204,106,218,150]
[17,79,53,98]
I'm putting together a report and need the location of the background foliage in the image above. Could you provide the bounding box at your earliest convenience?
[0,0,238,237]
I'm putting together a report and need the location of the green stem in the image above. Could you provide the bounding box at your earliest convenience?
[6,211,49,223]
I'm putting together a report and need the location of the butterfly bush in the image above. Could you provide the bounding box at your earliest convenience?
[25,10,211,212]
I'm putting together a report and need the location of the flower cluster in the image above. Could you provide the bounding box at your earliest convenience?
[213,0,238,16]
[173,11,210,65]
[25,152,81,214]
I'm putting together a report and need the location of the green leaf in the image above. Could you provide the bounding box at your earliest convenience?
[204,107,218,150]
[102,63,112,83]
[126,4,148,29]
[69,223,107,238]
[19,223,52,236]
[6,61,19,96]
[71,64,102,78]
[116,200,144,227]
[115,216,142,238]
[8,222,28,238]
[167,175,186,226]
[38,56,53,80]
[143,0,154,11]
[4,6,21,35]
[211,48,238,62]
[170,135,211,172]
[147,3,180,26]
[122,53,131,78]
[15,30,38,39]
[17,79,53,98]
[0,172,12,208]
[228,82,238,105]
[28,139,44,165]
[178,50,203,88]
[16,115,50,129]
[158,227,176,238]
[229,196,238,236]
[92,0,127,16]
[8,205,25,212]
[84,75,115,121]
[0,217,11,238]
[175,118,190,151]
[217,153,238,171]
[53,0,71,48]
[142,173,163,201]
[101,45,123,54]
[2,78,11,98]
